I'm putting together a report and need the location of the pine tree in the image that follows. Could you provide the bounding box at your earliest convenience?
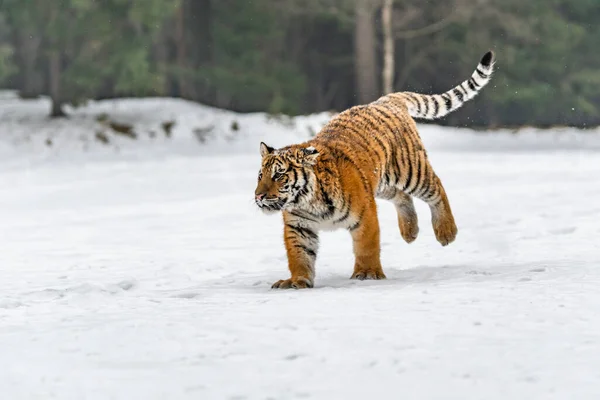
[3,0,178,117]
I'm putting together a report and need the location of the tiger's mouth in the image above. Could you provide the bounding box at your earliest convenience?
[256,198,286,213]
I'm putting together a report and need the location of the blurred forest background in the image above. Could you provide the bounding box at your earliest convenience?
[0,0,598,128]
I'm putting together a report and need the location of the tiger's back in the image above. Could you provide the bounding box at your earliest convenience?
[313,50,495,204]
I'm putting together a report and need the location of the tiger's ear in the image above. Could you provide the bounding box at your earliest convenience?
[260,142,274,158]
[302,146,320,165]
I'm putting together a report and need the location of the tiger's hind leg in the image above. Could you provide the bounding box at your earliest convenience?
[406,166,457,246]
[377,186,419,243]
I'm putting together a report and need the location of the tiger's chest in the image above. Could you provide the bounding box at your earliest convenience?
[287,201,358,232]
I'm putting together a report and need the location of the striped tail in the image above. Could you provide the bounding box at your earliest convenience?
[383,51,495,120]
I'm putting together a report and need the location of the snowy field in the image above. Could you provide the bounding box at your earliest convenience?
[1,94,600,399]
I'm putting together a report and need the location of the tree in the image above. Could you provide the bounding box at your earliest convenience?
[2,0,600,127]
[381,0,394,95]
[3,0,178,117]
[0,12,14,85]
[186,0,306,114]
[354,0,378,103]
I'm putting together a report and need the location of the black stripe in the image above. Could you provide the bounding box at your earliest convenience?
[403,134,419,193]
[420,177,438,201]
[371,108,401,186]
[370,132,390,165]
[428,195,443,206]
[290,210,318,222]
[468,77,479,90]
[414,161,430,197]
[290,168,306,204]
[442,93,453,111]
[388,136,400,186]
[337,122,383,167]
[295,244,316,258]
[410,152,423,195]
[432,97,440,117]
[453,88,464,102]
[406,93,421,114]
[319,185,336,218]
[348,208,365,232]
[360,109,391,161]
[423,96,430,117]
[400,135,413,191]
[301,169,308,185]
[461,83,470,97]
[370,106,396,135]
[415,95,424,115]
[368,106,398,164]
[423,189,436,202]
[476,67,488,79]
[291,169,300,193]
[286,224,318,240]
[418,171,436,200]
[330,122,376,153]
[333,198,351,224]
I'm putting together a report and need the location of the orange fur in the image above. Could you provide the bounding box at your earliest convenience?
[255,51,495,289]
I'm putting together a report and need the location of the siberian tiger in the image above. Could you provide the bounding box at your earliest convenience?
[255,51,495,289]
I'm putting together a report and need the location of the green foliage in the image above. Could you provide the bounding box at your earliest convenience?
[0,0,599,126]
[413,0,600,127]
[0,44,15,83]
[200,0,306,114]
[488,0,600,126]
[2,0,177,114]
[0,13,14,82]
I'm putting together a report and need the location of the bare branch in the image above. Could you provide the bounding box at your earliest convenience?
[394,7,460,40]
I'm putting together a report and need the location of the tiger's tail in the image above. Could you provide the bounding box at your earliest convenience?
[380,51,495,120]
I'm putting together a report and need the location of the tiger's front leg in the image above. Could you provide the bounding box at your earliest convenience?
[349,201,386,280]
[272,218,319,289]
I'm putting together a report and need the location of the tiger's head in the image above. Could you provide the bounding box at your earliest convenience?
[254,142,320,214]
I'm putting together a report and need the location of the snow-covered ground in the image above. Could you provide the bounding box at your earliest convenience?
[1,94,600,399]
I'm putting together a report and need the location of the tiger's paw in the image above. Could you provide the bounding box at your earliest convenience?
[433,217,457,246]
[399,220,419,243]
[271,277,313,289]
[350,269,387,280]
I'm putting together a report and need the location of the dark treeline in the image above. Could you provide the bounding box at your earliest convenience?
[0,0,598,128]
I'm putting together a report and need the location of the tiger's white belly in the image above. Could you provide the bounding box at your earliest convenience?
[285,204,359,232]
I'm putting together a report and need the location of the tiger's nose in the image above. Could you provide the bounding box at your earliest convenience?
[255,193,266,201]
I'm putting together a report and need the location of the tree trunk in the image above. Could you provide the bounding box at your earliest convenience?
[48,50,66,118]
[153,25,170,96]
[174,3,188,99]
[354,0,378,104]
[15,29,42,98]
[382,0,394,95]
[185,0,214,104]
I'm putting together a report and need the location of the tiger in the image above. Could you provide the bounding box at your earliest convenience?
[254,51,495,289]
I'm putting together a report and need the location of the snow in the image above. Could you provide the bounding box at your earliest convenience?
[1,93,600,399]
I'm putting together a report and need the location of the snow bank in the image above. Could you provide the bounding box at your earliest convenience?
[2,90,600,168]
[2,144,600,399]
[0,91,331,166]
[2,91,600,399]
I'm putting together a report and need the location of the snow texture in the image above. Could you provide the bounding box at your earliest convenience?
[1,93,600,399]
